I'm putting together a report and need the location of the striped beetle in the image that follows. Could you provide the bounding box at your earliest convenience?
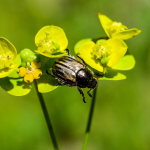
[47,50,103,103]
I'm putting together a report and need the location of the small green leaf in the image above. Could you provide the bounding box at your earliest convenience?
[74,38,92,54]
[112,55,135,70]
[0,77,32,96]
[100,69,126,80]
[112,28,141,40]
[0,64,19,78]
[36,73,58,93]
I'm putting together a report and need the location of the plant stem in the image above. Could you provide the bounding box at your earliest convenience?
[34,80,59,150]
[82,87,98,150]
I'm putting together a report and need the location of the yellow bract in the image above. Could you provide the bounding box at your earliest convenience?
[19,60,42,83]
[35,26,68,57]
[0,37,17,69]
[98,13,141,40]
[79,39,127,72]
[0,37,19,78]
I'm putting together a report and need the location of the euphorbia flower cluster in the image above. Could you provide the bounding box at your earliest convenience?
[0,14,141,96]
[75,13,141,80]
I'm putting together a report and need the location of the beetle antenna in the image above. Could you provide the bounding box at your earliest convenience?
[87,89,92,97]
[76,53,87,66]
[65,49,70,55]
[77,86,86,103]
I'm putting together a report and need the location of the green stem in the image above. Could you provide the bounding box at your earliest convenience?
[34,80,59,150]
[82,87,98,150]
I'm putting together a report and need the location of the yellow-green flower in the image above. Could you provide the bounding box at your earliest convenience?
[78,38,127,73]
[0,37,19,78]
[19,60,42,83]
[0,37,17,69]
[98,13,141,40]
[35,25,68,58]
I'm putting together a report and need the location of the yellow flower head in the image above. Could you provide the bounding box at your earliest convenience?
[0,38,17,69]
[98,13,141,40]
[78,38,127,73]
[19,60,42,83]
[35,26,68,58]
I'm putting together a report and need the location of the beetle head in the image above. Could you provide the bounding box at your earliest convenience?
[87,78,97,89]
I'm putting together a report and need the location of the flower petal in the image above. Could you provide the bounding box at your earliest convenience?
[34,50,68,58]
[0,64,19,78]
[32,69,42,79]
[0,59,4,69]
[112,28,141,40]
[24,73,34,83]
[31,60,41,69]
[107,38,127,67]
[0,37,17,59]
[98,13,112,38]
[4,59,12,67]
[19,67,27,77]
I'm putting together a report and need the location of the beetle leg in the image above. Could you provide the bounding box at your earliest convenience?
[87,89,92,97]
[56,82,62,86]
[76,53,86,66]
[94,72,104,78]
[46,70,55,77]
[65,49,70,55]
[77,86,86,103]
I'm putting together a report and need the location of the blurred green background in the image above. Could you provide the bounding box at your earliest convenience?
[0,0,149,150]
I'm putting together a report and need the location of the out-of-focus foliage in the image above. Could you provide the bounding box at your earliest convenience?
[0,0,149,150]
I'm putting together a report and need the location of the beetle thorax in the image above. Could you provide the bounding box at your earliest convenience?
[76,69,93,88]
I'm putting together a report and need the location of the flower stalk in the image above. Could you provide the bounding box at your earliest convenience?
[82,87,98,150]
[34,80,59,150]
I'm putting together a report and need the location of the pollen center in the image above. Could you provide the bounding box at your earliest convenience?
[92,42,110,60]
[109,22,128,35]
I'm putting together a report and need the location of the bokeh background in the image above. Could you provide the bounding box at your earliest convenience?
[0,0,149,150]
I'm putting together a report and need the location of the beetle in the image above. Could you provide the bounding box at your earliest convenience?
[46,50,103,103]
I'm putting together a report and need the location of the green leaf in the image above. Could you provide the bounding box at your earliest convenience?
[74,38,92,54]
[36,73,58,93]
[0,77,32,96]
[112,55,135,70]
[112,28,141,40]
[0,64,19,78]
[100,69,126,80]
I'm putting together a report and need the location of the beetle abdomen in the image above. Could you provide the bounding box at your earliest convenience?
[52,56,85,86]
